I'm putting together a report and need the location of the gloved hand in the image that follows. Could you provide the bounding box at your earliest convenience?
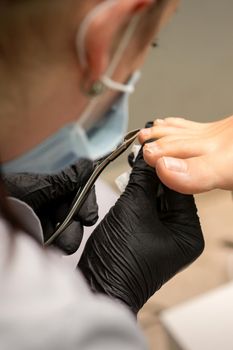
[78,148,204,314]
[3,159,99,255]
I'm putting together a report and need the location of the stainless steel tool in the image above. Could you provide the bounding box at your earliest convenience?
[44,128,140,246]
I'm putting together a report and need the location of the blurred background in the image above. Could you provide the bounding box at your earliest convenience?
[101,0,233,348]
[129,0,233,126]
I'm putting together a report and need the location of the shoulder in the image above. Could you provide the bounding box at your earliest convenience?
[0,218,147,350]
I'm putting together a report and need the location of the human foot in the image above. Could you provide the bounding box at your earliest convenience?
[138,116,233,194]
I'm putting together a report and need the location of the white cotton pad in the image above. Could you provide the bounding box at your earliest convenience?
[115,144,141,193]
[115,172,131,193]
[131,144,141,161]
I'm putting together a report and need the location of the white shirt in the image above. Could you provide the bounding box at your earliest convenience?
[0,199,147,350]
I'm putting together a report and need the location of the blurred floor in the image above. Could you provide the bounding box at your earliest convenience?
[101,1,233,348]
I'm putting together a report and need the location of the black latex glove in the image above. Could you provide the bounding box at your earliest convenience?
[3,159,99,255]
[128,121,154,168]
[78,148,204,314]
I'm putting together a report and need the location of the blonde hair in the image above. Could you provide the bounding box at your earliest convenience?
[0,1,82,66]
[0,0,170,64]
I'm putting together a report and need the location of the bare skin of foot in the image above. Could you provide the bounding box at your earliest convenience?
[138,116,233,194]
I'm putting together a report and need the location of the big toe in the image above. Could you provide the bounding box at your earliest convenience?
[155,155,218,194]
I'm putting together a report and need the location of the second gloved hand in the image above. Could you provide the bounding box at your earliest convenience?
[78,149,204,314]
[3,159,98,255]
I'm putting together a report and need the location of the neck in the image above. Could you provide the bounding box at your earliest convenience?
[0,62,88,163]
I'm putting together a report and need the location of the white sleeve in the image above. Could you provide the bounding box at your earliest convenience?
[7,197,43,243]
[0,219,147,350]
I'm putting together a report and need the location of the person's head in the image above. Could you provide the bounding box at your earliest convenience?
[0,0,179,168]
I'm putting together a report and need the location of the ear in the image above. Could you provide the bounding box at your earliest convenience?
[78,0,154,83]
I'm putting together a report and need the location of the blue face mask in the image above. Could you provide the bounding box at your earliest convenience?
[2,72,141,174]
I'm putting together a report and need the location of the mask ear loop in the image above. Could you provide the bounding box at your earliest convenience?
[101,76,135,94]
[75,1,120,132]
[77,0,118,70]
[76,1,141,95]
[101,15,141,84]
[75,3,141,127]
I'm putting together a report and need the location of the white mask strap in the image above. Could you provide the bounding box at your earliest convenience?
[76,3,141,126]
[101,76,135,94]
[77,0,118,69]
[77,1,141,83]
[76,71,140,128]
[103,15,141,79]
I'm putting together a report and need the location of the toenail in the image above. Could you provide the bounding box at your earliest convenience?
[163,157,188,173]
[144,143,160,155]
[155,119,165,124]
[140,128,152,137]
